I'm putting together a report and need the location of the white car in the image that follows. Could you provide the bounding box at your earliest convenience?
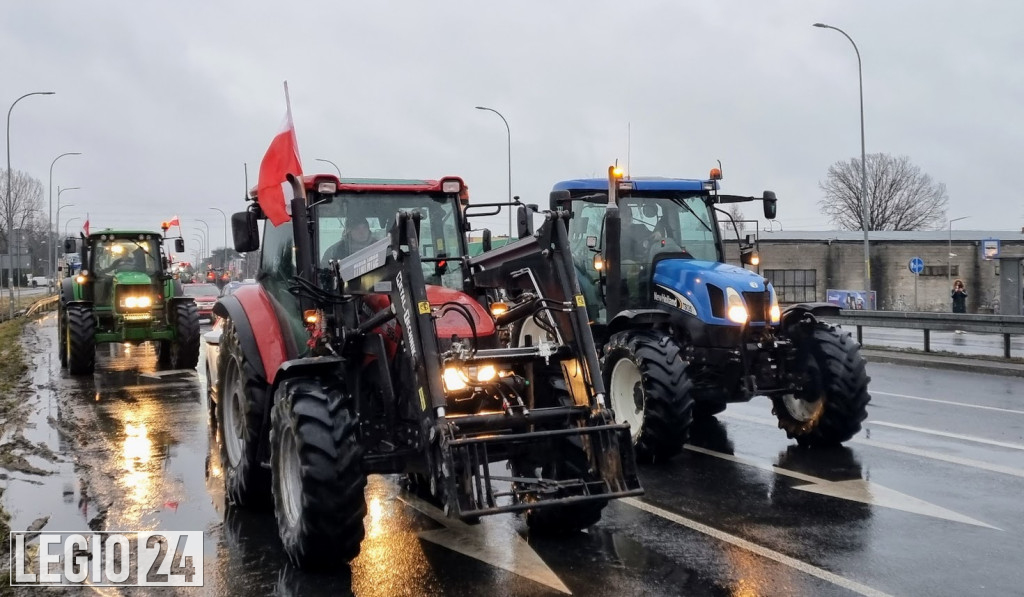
[203,318,222,419]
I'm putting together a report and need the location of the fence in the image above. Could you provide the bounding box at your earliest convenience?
[0,294,58,323]
[825,310,1024,359]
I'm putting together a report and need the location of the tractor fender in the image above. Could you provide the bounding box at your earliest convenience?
[213,290,288,385]
[270,356,347,399]
[60,277,78,303]
[607,309,673,337]
[780,302,841,331]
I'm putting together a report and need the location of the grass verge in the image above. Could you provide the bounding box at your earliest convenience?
[0,316,31,593]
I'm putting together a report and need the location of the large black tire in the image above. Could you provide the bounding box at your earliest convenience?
[772,323,871,447]
[271,376,367,569]
[64,304,95,375]
[217,318,272,506]
[168,301,201,369]
[602,330,694,464]
[522,376,606,534]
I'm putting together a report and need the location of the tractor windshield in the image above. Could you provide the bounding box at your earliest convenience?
[90,237,163,277]
[316,193,466,288]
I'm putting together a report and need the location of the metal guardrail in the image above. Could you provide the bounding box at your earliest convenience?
[825,310,1024,358]
[25,295,59,317]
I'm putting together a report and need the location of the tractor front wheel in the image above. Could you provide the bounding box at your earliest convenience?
[168,301,201,369]
[64,304,95,375]
[603,330,694,464]
[772,322,871,447]
[271,376,367,569]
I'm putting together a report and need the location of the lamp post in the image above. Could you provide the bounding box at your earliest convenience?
[55,186,80,276]
[474,106,512,240]
[193,219,210,263]
[47,152,81,284]
[191,234,206,268]
[948,216,970,291]
[314,158,342,179]
[813,23,870,301]
[6,91,55,315]
[56,204,76,275]
[64,217,81,237]
[210,207,228,270]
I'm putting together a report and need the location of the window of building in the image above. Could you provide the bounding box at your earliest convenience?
[922,264,958,277]
[764,269,817,303]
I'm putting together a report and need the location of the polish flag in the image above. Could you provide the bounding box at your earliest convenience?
[168,215,180,228]
[257,82,303,226]
[83,215,90,236]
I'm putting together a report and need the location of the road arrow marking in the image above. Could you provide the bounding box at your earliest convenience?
[399,493,571,594]
[684,444,1001,530]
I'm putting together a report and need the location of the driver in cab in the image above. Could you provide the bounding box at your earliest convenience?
[322,216,376,265]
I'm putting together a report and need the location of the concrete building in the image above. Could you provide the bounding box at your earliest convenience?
[724,230,1024,313]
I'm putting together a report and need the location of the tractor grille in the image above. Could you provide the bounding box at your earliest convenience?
[743,291,769,322]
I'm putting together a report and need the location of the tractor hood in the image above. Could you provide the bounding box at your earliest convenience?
[113,271,154,285]
[652,259,774,325]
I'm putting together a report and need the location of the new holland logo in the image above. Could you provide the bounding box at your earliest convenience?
[654,291,679,308]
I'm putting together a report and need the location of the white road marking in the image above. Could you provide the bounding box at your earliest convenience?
[684,445,1000,530]
[866,420,1024,451]
[872,391,1024,415]
[399,493,571,594]
[720,411,1024,479]
[622,498,895,597]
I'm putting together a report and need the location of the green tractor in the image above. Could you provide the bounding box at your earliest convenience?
[58,230,201,374]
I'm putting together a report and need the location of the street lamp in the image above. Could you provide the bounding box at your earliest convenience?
[56,205,76,265]
[814,23,871,301]
[210,207,229,269]
[191,234,206,267]
[948,216,970,290]
[64,217,81,237]
[6,91,55,315]
[47,152,81,284]
[54,185,81,277]
[314,158,342,179]
[475,106,512,240]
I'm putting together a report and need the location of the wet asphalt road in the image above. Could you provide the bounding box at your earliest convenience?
[5,314,1024,596]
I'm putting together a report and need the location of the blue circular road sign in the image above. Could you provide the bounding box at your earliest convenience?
[909,257,925,274]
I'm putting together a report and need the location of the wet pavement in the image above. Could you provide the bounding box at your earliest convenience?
[2,314,1023,596]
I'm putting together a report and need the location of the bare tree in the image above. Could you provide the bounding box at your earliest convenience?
[1,169,44,283]
[719,203,745,237]
[819,153,948,231]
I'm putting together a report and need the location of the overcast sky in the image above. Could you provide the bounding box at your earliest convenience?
[3,0,1022,251]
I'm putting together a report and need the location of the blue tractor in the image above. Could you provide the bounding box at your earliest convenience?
[523,165,869,460]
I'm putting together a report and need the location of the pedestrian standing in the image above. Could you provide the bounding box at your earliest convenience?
[952,279,968,334]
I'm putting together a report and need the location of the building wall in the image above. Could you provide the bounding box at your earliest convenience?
[724,238,1023,312]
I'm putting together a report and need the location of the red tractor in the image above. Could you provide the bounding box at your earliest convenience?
[212,173,642,569]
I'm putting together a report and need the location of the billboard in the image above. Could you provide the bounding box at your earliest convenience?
[826,289,877,311]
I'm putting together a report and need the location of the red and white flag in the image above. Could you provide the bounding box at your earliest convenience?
[168,215,180,228]
[257,82,303,226]
[83,215,90,237]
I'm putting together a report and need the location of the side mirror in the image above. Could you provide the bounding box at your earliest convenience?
[232,211,260,253]
[482,229,492,252]
[549,190,571,212]
[63,238,76,253]
[763,191,777,220]
[516,205,534,239]
[174,238,185,253]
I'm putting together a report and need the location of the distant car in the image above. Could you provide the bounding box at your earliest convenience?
[182,283,221,323]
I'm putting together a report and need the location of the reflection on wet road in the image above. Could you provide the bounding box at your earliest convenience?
[6,315,1023,596]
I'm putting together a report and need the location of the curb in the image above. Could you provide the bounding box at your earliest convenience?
[862,349,1024,378]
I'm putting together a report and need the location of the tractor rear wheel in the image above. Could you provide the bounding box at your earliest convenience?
[168,301,201,369]
[218,318,271,506]
[58,305,68,367]
[271,376,367,569]
[64,304,95,375]
[603,330,694,463]
[772,322,870,447]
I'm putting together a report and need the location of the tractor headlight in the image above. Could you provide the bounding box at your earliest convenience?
[121,295,153,309]
[769,293,781,324]
[726,288,748,324]
[442,364,498,393]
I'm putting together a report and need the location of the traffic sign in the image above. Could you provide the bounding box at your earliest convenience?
[909,257,924,275]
